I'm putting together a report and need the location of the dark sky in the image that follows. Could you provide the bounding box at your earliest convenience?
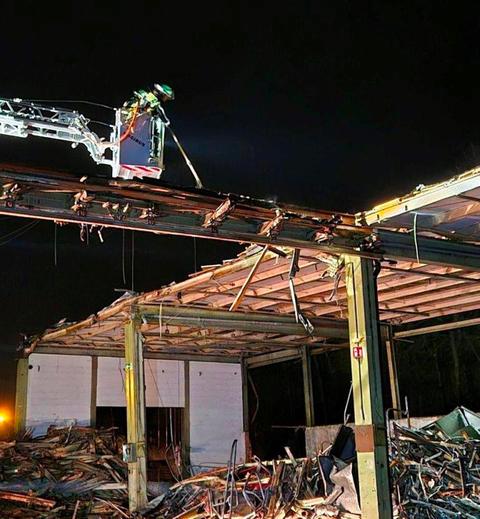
[1,2,480,409]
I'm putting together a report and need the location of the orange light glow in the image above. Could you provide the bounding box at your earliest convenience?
[0,412,10,424]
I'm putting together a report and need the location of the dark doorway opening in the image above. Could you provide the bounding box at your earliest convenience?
[96,406,183,481]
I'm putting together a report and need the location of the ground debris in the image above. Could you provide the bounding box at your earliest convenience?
[142,444,360,519]
[390,407,480,518]
[0,425,129,518]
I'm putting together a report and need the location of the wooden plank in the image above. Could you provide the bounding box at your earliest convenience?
[229,245,269,311]
[383,327,400,415]
[301,346,315,427]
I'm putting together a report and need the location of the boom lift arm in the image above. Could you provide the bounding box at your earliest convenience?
[0,98,117,169]
[0,85,202,186]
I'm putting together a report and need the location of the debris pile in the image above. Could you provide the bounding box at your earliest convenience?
[149,443,360,518]
[0,426,129,517]
[391,407,480,517]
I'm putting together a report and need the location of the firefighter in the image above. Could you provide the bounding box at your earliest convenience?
[123,83,174,119]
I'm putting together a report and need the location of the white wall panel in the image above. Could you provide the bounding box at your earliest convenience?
[189,362,245,470]
[145,359,184,408]
[26,354,91,436]
[96,357,126,407]
[97,357,184,407]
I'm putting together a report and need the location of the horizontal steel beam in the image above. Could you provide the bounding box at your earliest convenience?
[245,349,301,368]
[377,229,480,271]
[394,316,480,338]
[245,342,350,368]
[2,167,480,269]
[135,304,349,339]
[33,345,241,363]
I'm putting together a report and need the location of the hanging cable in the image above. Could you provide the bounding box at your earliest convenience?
[166,126,204,189]
[122,229,126,286]
[158,303,163,342]
[120,103,139,143]
[20,98,115,110]
[193,237,198,272]
[0,221,38,247]
[131,230,135,292]
[413,212,420,264]
[54,222,58,267]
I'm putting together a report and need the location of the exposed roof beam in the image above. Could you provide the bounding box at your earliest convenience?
[33,345,241,363]
[394,316,480,338]
[3,167,480,270]
[135,304,349,339]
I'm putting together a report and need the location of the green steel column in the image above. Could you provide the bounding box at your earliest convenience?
[124,316,148,512]
[14,358,29,436]
[344,255,392,519]
[301,346,315,427]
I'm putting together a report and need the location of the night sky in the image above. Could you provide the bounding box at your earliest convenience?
[1,3,480,419]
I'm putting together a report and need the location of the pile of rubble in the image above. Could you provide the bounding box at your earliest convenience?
[3,408,480,517]
[391,407,480,518]
[148,453,360,518]
[0,426,129,517]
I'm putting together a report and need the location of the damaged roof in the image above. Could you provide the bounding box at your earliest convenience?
[17,165,480,359]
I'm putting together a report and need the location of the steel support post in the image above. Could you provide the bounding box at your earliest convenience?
[124,316,148,512]
[344,255,392,519]
[14,358,29,436]
[241,358,252,458]
[90,356,98,428]
[301,346,315,427]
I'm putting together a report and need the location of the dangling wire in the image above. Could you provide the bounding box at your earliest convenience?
[122,229,126,286]
[413,212,420,264]
[54,222,58,267]
[193,237,198,272]
[0,221,38,247]
[21,98,115,110]
[131,230,135,292]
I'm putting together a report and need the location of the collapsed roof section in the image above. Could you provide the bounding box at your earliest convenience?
[5,163,480,359]
[25,243,480,359]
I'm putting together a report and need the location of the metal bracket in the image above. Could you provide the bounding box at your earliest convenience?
[139,206,163,225]
[102,201,131,220]
[1,182,23,208]
[122,442,137,462]
[312,214,343,243]
[203,196,236,231]
[258,209,286,238]
[71,190,94,217]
